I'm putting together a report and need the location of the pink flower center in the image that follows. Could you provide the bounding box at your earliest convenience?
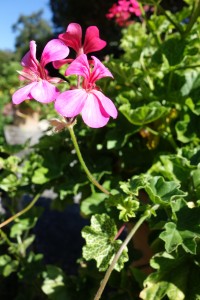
[83,80,96,92]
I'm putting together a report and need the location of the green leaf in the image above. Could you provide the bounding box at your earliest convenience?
[127,174,187,206]
[32,166,49,184]
[119,102,169,126]
[160,206,200,254]
[176,113,200,143]
[159,222,183,253]
[145,176,187,204]
[148,153,194,188]
[80,193,107,217]
[192,169,200,198]
[10,217,38,238]
[82,214,128,271]
[154,37,186,66]
[140,252,200,300]
[0,255,19,277]
[106,193,140,222]
[42,265,69,300]
[0,174,19,193]
[186,97,200,116]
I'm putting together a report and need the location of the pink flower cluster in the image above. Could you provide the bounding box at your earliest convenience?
[12,23,117,128]
[106,0,141,26]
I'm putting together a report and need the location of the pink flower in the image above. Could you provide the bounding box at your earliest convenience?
[129,0,141,16]
[53,23,107,69]
[59,23,106,55]
[106,0,141,26]
[12,39,69,104]
[55,54,118,128]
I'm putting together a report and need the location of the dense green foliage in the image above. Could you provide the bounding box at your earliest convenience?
[0,0,200,299]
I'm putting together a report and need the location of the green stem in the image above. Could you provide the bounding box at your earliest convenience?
[183,0,200,37]
[93,206,159,300]
[68,125,110,196]
[0,229,13,247]
[0,192,41,229]
[174,64,200,70]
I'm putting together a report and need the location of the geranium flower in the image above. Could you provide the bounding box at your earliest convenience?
[12,39,69,104]
[129,0,141,16]
[106,0,141,26]
[55,54,117,128]
[53,23,106,69]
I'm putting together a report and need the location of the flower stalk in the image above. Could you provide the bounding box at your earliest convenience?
[68,125,110,195]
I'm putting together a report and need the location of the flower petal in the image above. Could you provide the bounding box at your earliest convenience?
[21,41,38,70]
[81,93,110,128]
[83,26,106,54]
[92,90,118,119]
[41,39,69,66]
[89,56,113,83]
[66,54,90,79]
[53,58,73,69]
[30,80,59,103]
[59,23,82,54]
[55,89,87,117]
[12,82,37,104]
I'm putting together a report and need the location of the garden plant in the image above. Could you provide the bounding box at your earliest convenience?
[0,0,200,299]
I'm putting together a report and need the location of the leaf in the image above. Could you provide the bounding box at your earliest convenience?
[175,113,200,143]
[127,174,187,206]
[159,222,183,253]
[144,176,187,205]
[119,102,169,126]
[0,174,19,192]
[192,169,200,198]
[82,214,128,271]
[140,252,200,300]
[32,166,49,184]
[106,193,140,222]
[10,217,38,238]
[154,37,186,66]
[80,193,107,217]
[160,206,200,254]
[148,153,194,188]
[42,265,69,300]
[186,97,200,115]
[0,255,19,277]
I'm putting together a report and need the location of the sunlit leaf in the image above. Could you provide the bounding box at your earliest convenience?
[82,214,128,271]
[140,252,200,300]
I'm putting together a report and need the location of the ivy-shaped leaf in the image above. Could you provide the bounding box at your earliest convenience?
[82,214,128,271]
[144,176,187,205]
[160,222,185,253]
[124,174,187,206]
[140,252,200,300]
[106,194,140,222]
[160,205,200,255]
[119,102,169,126]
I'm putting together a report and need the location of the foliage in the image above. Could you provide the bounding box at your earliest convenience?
[0,0,200,299]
